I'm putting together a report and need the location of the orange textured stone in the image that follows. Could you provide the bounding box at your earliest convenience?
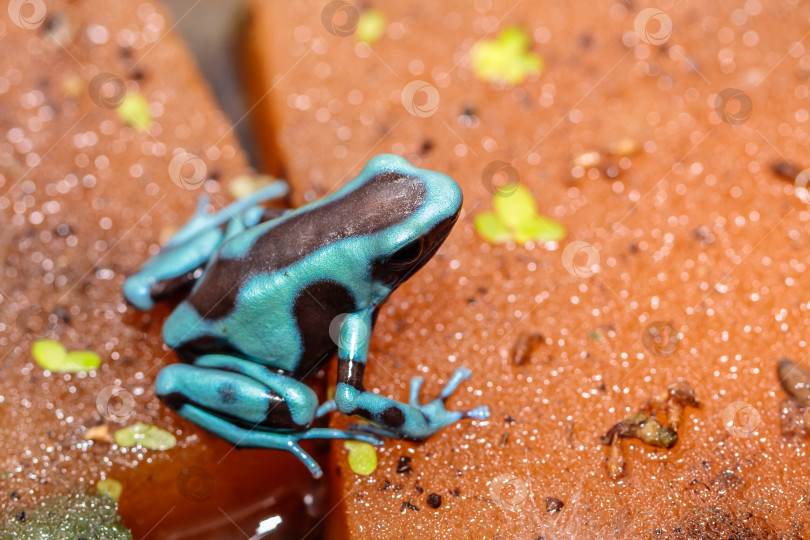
[245,0,810,537]
[0,1,325,538]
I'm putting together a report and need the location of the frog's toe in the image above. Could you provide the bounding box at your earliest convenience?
[438,366,472,402]
[408,376,424,406]
[463,405,491,420]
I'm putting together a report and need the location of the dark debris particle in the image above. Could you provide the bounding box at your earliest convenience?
[16,511,25,522]
[628,242,639,253]
[380,479,403,491]
[414,484,424,494]
[504,414,516,424]
[545,497,564,514]
[396,456,413,475]
[10,491,19,500]
[578,32,594,49]
[771,160,801,180]
[400,498,419,512]
[426,492,442,509]
[511,332,544,366]
[129,68,146,81]
[450,488,461,497]
[500,432,510,445]
[691,226,715,245]
[420,139,434,155]
[778,357,810,406]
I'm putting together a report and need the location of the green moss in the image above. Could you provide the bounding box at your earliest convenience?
[0,488,132,540]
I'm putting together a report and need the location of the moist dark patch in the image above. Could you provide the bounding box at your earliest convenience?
[382,406,406,427]
[292,281,356,376]
[187,172,427,320]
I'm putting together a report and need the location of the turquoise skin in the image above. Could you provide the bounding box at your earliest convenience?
[124,154,489,478]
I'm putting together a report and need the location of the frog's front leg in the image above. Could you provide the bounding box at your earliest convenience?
[334,310,490,440]
[124,180,288,310]
[155,355,381,478]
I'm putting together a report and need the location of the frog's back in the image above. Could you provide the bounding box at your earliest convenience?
[165,165,429,373]
[182,169,427,321]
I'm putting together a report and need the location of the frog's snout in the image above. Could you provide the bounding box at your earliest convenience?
[123,274,155,311]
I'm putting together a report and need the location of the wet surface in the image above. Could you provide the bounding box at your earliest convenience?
[0,1,317,538]
[244,0,810,537]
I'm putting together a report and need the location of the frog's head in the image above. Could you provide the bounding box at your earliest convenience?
[350,155,463,291]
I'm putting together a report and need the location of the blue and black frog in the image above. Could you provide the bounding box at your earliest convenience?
[124,154,489,477]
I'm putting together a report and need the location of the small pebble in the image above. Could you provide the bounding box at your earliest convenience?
[396,456,413,475]
[545,497,564,514]
[426,492,442,509]
[770,160,800,181]
[511,332,544,366]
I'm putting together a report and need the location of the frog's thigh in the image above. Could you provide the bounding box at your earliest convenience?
[155,355,382,478]
[156,356,318,430]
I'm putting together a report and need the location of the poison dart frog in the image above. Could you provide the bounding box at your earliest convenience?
[124,154,489,477]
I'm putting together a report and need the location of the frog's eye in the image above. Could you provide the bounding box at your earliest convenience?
[386,238,425,268]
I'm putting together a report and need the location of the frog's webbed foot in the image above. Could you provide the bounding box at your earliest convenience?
[338,366,490,441]
[156,355,380,478]
[334,311,490,440]
[414,367,491,423]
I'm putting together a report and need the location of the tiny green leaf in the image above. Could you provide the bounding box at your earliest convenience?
[474,211,512,244]
[115,422,176,451]
[475,183,566,246]
[471,26,544,84]
[513,214,566,243]
[117,93,152,131]
[65,350,102,371]
[493,184,538,230]
[32,339,101,373]
[355,9,386,44]
[344,441,378,475]
[96,478,123,501]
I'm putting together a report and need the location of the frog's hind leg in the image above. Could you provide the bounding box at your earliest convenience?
[177,404,378,477]
[156,355,381,478]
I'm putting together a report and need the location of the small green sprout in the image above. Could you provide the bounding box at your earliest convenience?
[32,339,101,373]
[96,478,123,502]
[356,9,387,44]
[474,184,565,245]
[114,422,176,451]
[471,26,544,84]
[117,93,152,131]
[344,440,378,475]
